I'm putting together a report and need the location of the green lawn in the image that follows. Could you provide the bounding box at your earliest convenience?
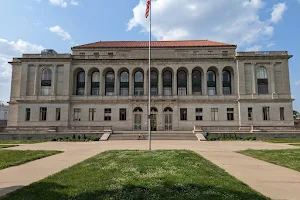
[261,138,300,143]
[0,145,18,149]
[290,144,300,146]
[0,150,61,170]
[0,140,48,144]
[1,150,268,200]
[240,149,300,172]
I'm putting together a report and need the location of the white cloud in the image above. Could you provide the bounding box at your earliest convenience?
[48,25,72,40]
[266,42,275,48]
[49,0,67,8]
[127,0,287,49]
[296,80,300,86]
[0,38,44,103]
[70,0,79,6]
[270,3,287,24]
[245,45,262,51]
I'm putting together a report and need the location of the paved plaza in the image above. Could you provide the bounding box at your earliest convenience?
[1,141,300,199]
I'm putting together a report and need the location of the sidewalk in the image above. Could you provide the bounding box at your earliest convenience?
[0,141,300,199]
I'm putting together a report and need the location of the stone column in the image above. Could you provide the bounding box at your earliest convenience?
[173,72,177,95]
[203,72,207,95]
[271,62,276,94]
[98,70,102,96]
[251,63,256,94]
[114,73,118,95]
[158,71,162,95]
[218,71,223,95]
[129,71,133,96]
[84,72,88,96]
[144,71,147,96]
[188,72,192,95]
[52,64,57,95]
[33,64,39,95]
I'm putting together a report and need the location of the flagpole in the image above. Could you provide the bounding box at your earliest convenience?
[148,0,152,151]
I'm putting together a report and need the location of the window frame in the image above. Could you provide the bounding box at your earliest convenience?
[262,107,270,121]
[180,108,187,121]
[280,107,285,121]
[248,108,253,121]
[74,108,81,121]
[211,108,218,121]
[56,108,61,121]
[195,108,203,121]
[39,107,47,121]
[119,108,127,121]
[104,108,112,121]
[227,108,234,121]
[25,108,31,121]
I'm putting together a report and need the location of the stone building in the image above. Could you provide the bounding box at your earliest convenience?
[7,40,294,131]
[0,103,8,120]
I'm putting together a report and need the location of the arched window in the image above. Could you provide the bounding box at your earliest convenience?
[41,68,52,96]
[192,70,202,95]
[207,70,217,95]
[177,70,187,95]
[222,71,231,95]
[134,71,144,95]
[120,71,129,95]
[76,71,85,95]
[256,67,268,94]
[150,71,158,95]
[163,71,172,96]
[105,71,114,96]
[91,71,100,95]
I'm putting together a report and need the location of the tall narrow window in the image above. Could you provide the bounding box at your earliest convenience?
[192,70,202,95]
[74,108,81,121]
[196,108,203,121]
[89,108,95,121]
[227,108,234,121]
[41,68,52,96]
[25,108,31,121]
[280,107,285,121]
[207,71,217,95]
[134,71,144,95]
[263,107,270,121]
[248,108,253,121]
[39,107,47,121]
[257,67,268,94]
[180,108,187,121]
[105,71,115,96]
[120,71,129,95]
[76,71,85,95]
[56,108,61,121]
[91,71,100,95]
[119,108,126,121]
[163,71,172,96]
[211,108,218,121]
[222,71,231,95]
[104,109,111,121]
[177,70,187,95]
[150,71,158,95]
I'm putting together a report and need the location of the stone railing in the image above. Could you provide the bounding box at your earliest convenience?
[236,51,288,56]
[22,54,71,59]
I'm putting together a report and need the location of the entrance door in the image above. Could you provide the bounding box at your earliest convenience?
[164,114,172,131]
[150,114,157,131]
[134,114,142,131]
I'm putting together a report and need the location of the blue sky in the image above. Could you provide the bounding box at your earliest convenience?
[0,0,299,111]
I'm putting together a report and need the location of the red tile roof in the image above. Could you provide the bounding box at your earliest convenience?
[72,40,236,49]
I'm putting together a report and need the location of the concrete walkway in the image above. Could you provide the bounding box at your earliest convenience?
[1,141,300,199]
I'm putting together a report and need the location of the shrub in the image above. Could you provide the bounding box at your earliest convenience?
[77,135,81,141]
[207,135,220,141]
[52,138,57,141]
[72,134,76,141]
[83,134,87,140]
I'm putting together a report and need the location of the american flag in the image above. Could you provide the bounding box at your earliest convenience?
[145,0,150,18]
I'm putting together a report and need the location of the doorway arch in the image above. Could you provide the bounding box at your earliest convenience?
[164,107,173,131]
[133,107,143,131]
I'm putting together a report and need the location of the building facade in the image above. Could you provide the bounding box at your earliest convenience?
[8,40,294,131]
[0,103,8,121]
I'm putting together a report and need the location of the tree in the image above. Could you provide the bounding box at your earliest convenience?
[294,110,299,120]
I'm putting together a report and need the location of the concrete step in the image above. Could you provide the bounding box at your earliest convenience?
[109,133,197,140]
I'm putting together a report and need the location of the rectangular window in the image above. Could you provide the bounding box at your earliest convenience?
[196,108,203,121]
[39,107,47,121]
[211,108,218,121]
[134,88,144,96]
[178,88,187,96]
[120,88,129,96]
[74,108,81,121]
[151,87,158,96]
[79,52,85,59]
[208,87,216,95]
[56,108,61,121]
[263,107,270,121]
[25,108,31,121]
[248,108,253,121]
[89,108,95,121]
[180,108,187,121]
[163,87,172,96]
[280,107,285,121]
[227,108,234,121]
[108,52,114,57]
[94,52,99,58]
[119,108,126,121]
[104,108,111,121]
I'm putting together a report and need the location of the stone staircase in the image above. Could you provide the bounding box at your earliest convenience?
[109,131,198,140]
